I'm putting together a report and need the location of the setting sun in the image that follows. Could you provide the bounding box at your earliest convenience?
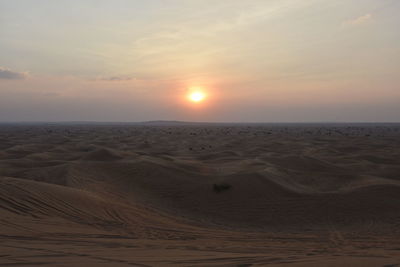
[188,90,206,103]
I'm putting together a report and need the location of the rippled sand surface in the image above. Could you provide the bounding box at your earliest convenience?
[1,123,400,266]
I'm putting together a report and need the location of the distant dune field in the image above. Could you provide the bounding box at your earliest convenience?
[1,123,400,266]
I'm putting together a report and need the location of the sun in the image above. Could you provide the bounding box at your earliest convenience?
[188,90,206,103]
[189,91,205,102]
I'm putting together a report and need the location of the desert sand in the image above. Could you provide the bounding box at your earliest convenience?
[1,122,400,266]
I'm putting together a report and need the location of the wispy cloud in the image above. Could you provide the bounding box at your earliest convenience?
[0,67,27,80]
[97,76,134,81]
[343,14,372,26]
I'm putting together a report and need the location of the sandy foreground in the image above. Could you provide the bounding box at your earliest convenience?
[1,123,400,266]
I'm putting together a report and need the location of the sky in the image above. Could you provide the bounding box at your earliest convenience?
[0,0,399,122]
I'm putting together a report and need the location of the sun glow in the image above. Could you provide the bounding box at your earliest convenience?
[188,89,206,103]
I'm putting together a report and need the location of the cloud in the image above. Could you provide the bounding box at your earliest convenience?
[343,14,372,26]
[97,76,134,81]
[0,67,27,80]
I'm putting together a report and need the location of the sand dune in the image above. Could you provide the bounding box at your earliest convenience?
[1,123,400,266]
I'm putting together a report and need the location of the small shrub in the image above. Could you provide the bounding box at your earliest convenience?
[213,183,231,193]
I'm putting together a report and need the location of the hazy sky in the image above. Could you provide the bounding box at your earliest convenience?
[1,0,399,122]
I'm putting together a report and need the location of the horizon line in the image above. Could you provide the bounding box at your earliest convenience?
[0,120,399,125]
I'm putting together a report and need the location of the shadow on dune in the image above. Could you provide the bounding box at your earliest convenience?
[3,156,400,233]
